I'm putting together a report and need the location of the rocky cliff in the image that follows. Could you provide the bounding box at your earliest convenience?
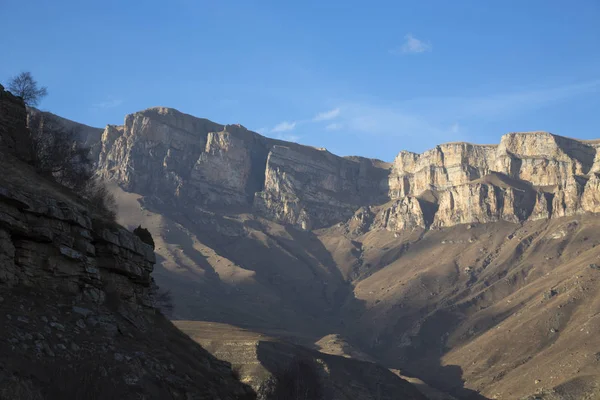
[0,84,31,162]
[0,89,254,399]
[371,132,600,232]
[96,107,389,229]
[35,104,600,399]
[93,107,600,233]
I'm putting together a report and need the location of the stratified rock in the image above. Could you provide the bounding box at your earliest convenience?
[76,104,600,230]
[372,197,427,231]
[529,191,554,221]
[254,146,389,229]
[552,175,586,218]
[189,124,269,208]
[433,183,502,228]
[495,132,595,185]
[383,132,599,230]
[389,143,496,198]
[96,108,390,229]
[582,173,600,213]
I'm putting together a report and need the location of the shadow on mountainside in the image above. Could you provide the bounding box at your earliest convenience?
[255,340,429,400]
[131,196,492,399]
[0,286,256,399]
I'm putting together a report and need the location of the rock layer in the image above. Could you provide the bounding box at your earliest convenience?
[96,108,390,229]
[82,106,600,231]
[377,132,600,231]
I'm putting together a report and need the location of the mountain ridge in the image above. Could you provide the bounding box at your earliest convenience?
[33,104,600,399]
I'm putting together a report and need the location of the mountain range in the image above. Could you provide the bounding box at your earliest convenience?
[6,95,600,399]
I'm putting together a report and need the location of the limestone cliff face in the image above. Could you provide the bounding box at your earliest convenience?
[389,143,496,198]
[582,173,600,213]
[96,108,390,229]
[371,197,427,231]
[89,107,600,231]
[495,132,595,185]
[431,182,536,228]
[372,132,600,232]
[254,146,389,229]
[98,107,224,199]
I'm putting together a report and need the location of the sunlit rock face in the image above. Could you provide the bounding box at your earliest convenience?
[88,106,600,231]
[366,132,600,232]
[96,107,390,229]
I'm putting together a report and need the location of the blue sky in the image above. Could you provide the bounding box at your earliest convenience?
[1,0,599,161]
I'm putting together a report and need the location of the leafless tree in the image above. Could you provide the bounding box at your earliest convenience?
[28,112,91,189]
[82,178,118,221]
[28,112,117,221]
[7,71,48,106]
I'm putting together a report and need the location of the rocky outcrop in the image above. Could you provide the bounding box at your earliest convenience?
[0,102,255,399]
[0,84,31,162]
[372,197,427,231]
[97,107,224,197]
[176,322,427,400]
[582,173,600,213]
[375,132,600,231]
[389,143,496,198]
[96,107,390,229]
[495,132,595,185]
[0,160,156,309]
[74,106,600,231]
[254,146,389,229]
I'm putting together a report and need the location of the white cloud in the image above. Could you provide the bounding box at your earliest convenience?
[313,107,341,121]
[271,121,296,133]
[390,34,432,55]
[450,123,460,134]
[325,123,344,131]
[92,99,123,109]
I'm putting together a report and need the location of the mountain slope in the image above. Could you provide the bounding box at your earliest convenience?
[57,105,600,398]
[176,321,427,400]
[0,85,254,399]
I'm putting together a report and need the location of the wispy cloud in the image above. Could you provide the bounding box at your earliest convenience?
[405,79,600,121]
[326,122,344,131]
[92,98,123,109]
[390,34,432,55]
[271,121,296,133]
[313,107,341,121]
[329,79,600,151]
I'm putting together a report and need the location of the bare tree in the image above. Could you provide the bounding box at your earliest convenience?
[28,112,91,189]
[27,112,117,221]
[82,178,118,221]
[8,72,48,106]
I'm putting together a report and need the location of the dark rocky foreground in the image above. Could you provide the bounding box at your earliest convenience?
[0,85,255,399]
